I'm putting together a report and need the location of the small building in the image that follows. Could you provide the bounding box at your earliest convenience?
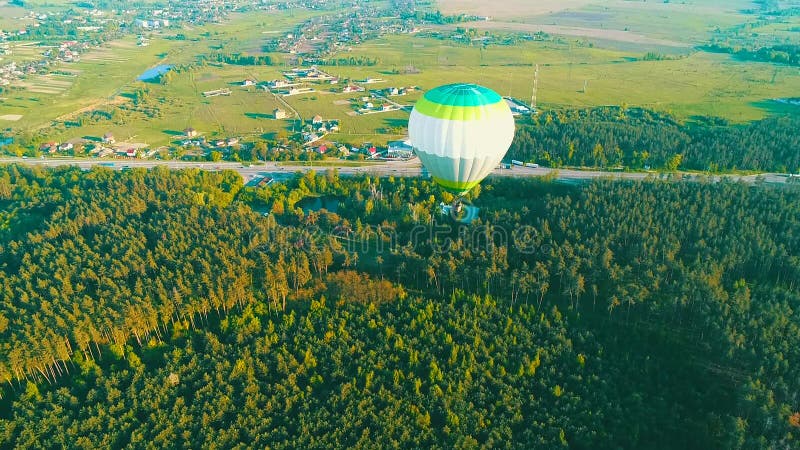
[342,85,364,93]
[58,142,74,152]
[268,79,292,88]
[40,142,58,153]
[102,132,115,144]
[388,140,414,158]
[312,115,323,125]
[226,137,239,146]
[274,108,288,120]
[184,127,198,138]
[241,79,256,87]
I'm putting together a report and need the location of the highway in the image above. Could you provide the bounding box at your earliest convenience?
[0,157,792,185]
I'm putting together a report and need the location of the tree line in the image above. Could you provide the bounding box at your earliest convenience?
[508,107,800,173]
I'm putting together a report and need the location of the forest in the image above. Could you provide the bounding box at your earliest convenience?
[508,107,800,173]
[0,165,798,449]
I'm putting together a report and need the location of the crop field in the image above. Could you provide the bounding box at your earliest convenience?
[1,42,48,65]
[438,0,758,46]
[435,0,593,20]
[15,74,73,94]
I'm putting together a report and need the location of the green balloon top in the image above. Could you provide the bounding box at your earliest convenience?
[422,83,503,107]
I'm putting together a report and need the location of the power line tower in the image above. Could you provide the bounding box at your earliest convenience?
[531,64,539,111]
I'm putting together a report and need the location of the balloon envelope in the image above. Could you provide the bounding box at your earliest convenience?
[409,83,515,195]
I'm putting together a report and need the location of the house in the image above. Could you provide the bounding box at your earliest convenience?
[58,142,74,152]
[328,122,340,132]
[241,79,256,87]
[40,142,58,153]
[388,87,399,96]
[125,148,137,158]
[274,108,288,119]
[381,103,393,111]
[342,85,364,93]
[364,102,374,109]
[226,137,239,146]
[312,115,323,125]
[268,79,292,88]
[388,140,414,158]
[184,127,198,138]
[317,145,328,154]
[338,145,350,157]
[213,140,226,148]
[102,132,115,144]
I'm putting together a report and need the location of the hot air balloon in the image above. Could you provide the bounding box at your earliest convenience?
[408,83,515,220]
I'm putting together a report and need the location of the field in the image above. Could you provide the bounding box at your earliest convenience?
[438,0,758,46]
[333,35,800,121]
[2,39,184,129]
[435,0,594,19]
[3,1,800,147]
[0,2,31,29]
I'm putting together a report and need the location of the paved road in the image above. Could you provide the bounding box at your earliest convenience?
[0,157,792,185]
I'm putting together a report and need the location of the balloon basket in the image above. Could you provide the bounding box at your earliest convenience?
[439,198,479,224]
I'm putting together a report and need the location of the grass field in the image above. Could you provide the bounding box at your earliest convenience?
[332,35,800,122]
[0,2,31,29]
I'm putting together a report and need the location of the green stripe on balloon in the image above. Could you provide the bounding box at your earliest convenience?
[414,96,508,121]
[432,176,482,195]
[423,83,503,106]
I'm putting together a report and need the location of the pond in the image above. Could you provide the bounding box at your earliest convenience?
[296,196,342,213]
[137,64,173,81]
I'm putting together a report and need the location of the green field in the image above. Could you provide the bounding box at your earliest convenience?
[334,34,800,121]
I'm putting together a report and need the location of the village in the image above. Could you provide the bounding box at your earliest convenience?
[0,0,397,88]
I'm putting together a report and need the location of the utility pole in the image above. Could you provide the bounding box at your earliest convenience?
[531,64,539,110]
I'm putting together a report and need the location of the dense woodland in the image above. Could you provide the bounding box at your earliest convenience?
[0,166,799,448]
[508,107,800,173]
